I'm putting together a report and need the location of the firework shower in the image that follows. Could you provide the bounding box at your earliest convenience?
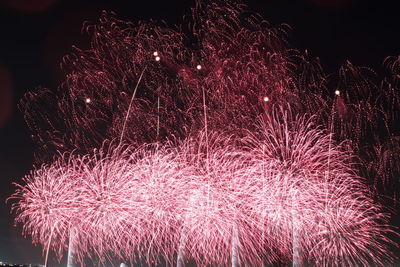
[9,0,399,266]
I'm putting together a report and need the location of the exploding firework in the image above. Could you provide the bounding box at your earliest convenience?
[11,0,399,266]
[11,117,397,266]
[242,108,396,266]
[11,156,79,263]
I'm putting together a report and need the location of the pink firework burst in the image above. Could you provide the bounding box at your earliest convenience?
[11,123,397,266]
[10,156,79,262]
[10,0,399,266]
[242,108,397,265]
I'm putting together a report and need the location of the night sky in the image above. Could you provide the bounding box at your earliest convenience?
[0,0,399,265]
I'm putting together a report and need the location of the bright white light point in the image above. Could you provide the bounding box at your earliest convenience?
[263,96,269,102]
[85,98,91,103]
[196,65,202,70]
[155,56,160,61]
[335,90,340,96]
[153,51,158,56]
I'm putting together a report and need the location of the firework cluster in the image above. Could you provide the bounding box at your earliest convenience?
[12,114,395,266]
[11,0,399,266]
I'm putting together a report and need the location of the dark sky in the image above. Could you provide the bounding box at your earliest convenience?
[0,0,399,265]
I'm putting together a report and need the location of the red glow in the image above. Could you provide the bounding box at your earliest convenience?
[0,0,57,13]
[0,65,13,127]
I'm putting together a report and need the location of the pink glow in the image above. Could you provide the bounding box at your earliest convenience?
[11,114,396,265]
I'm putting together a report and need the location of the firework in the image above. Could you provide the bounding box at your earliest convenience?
[11,156,79,262]
[11,0,399,266]
[12,120,396,266]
